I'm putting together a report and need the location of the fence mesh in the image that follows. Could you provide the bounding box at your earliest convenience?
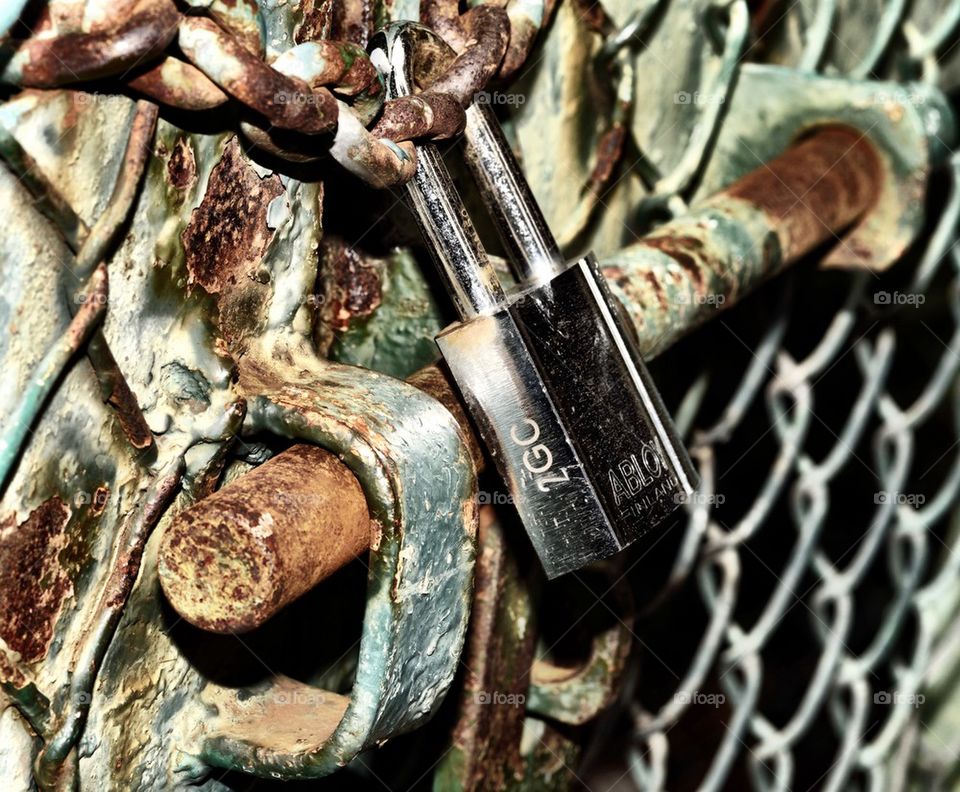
[568,2,960,789]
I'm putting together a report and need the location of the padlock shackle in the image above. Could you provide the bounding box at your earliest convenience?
[407,144,506,317]
[462,102,565,284]
[370,23,507,319]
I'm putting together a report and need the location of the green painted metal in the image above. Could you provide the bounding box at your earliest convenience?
[194,353,477,779]
[328,248,447,378]
[0,79,477,787]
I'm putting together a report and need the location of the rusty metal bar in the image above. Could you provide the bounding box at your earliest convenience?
[158,444,373,634]
[178,16,339,135]
[36,458,186,790]
[722,125,880,263]
[607,124,883,358]
[0,266,108,491]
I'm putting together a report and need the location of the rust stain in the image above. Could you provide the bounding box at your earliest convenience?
[372,93,465,142]
[641,234,708,293]
[297,0,374,45]
[570,0,610,33]
[166,137,197,192]
[589,124,626,194]
[0,651,27,688]
[334,0,375,46]
[724,125,882,262]
[448,510,534,787]
[159,445,372,633]
[295,0,335,44]
[428,7,510,107]
[500,18,538,79]
[91,487,110,518]
[180,16,338,134]
[13,0,179,88]
[182,137,284,296]
[0,498,72,663]
[318,237,383,333]
[644,271,667,310]
[180,137,285,349]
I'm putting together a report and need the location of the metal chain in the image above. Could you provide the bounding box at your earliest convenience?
[0,0,545,187]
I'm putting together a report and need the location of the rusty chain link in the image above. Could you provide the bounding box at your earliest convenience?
[0,0,545,187]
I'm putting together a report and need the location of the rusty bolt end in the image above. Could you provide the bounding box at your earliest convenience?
[158,511,287,633]
[158,444,373,634]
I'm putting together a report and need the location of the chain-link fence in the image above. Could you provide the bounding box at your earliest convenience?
[570,2,960,789]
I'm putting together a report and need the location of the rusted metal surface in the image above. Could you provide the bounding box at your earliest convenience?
[434,510,632,790]
[372,91,467,141]
[35,460,186,791]
[317,244,446,377]
[181,136,285,346]
[184,352,477,779]
[159,444,374,634]
[77,101,158,453]
[372,6,511,141]
[726,125,881,260]
[127,58,229,111]
[434,508,540,790]
[0,498,72,665]
[316,235,385,337]
[0,0,179,88]
[0,264,108,490]
[178,16,340,135]
[527,571,633,725]
[0,0,522,183]
[296,0,373,46]
[0,97,158,467]
[182,0,266,56]
[426,6,510,103]
[0,1,955,790]
[604,92,941,358]
[0,69,480,786]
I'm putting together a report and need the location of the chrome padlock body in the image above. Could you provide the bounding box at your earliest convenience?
[370,23,697,578]
[441,253,696,577]
[438,307,623,576]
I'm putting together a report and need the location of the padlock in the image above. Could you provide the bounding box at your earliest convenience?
[369,23,697,578]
